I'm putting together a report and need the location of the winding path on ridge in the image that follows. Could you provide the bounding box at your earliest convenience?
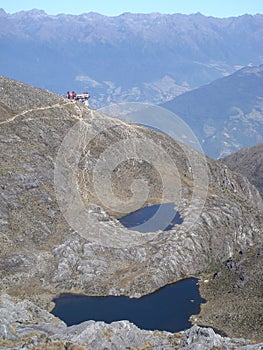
[0,100,86,125]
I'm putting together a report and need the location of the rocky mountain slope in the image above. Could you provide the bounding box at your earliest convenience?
[0,76,262,344]
[221,142,263,198]
[0,9,262,107]
[163,64,263,158]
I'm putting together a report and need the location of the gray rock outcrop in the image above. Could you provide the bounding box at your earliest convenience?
[221,142,263,198]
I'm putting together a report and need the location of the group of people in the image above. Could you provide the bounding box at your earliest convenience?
[66,91,90,106]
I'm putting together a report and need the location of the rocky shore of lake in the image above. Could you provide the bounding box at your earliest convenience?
[1,293,263,350]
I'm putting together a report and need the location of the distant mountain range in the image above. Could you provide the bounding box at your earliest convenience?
[0,9,262,107]
[163,65,263,158]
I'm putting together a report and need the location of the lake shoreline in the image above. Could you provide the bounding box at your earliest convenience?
[51,277,205,333]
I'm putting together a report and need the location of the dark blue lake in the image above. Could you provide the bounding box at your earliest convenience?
[52,278,205,332]
[119,202,183,232]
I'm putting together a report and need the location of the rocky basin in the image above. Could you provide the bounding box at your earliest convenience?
[0,76,262,347]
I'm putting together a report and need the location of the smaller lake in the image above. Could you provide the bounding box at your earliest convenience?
[119,202,183,232]
[52,278,205,333]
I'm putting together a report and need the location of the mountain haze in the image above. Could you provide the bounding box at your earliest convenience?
[0,9,262,107]
[163,64,263,158]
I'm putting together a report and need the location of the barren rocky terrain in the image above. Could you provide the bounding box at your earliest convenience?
[222,142,263,198]
[0,76,262,348]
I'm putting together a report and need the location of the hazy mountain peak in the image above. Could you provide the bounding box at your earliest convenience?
[80,11,107,18]
[163,64,263,158]
[27,8,47,15]
[240,64,263,76]
[10,8,47,19]
[0,9,262,113]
